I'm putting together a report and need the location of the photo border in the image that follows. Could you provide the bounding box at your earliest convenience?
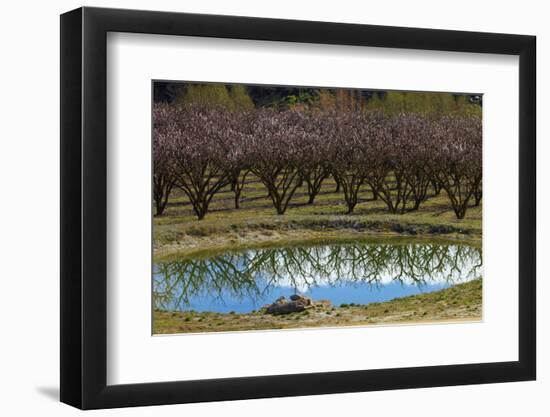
[149,79,485,336]
[60,6,536,409]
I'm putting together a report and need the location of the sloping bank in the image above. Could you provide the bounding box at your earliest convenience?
[154,218,481,261]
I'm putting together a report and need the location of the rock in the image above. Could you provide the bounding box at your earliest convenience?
[391,223,404,233]
[265,300,306,315]
[264,295,330,315]
[429,225,454,234]
[263,296,288,313]
[265,295,310,315]
[315,299,332,308]
[290,294,313,306]
[290,294,307,301]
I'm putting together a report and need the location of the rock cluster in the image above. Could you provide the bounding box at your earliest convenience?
[263,295,332,315]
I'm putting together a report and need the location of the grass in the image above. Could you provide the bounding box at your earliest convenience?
[154,175,482,260]
[153,278,482,334]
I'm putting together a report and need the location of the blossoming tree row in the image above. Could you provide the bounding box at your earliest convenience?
[153,103,481,220]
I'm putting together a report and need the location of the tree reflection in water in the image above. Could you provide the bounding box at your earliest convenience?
[153,242,482,312]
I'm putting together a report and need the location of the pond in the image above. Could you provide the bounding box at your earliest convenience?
[153,241,482,314]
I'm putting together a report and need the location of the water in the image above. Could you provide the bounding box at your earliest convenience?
[153,241,482,314]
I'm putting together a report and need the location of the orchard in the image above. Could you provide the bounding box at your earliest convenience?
[153,103,481,220]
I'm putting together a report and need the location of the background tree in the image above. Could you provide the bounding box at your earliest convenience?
[176,83,255,111]
[228,85,255,110]
[365,91,482,117]
[177,84,233,108]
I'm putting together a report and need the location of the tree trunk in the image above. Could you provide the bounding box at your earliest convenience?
[195,201,209,220]
[155,200,164,216]
[431,179,442,196]
[346,201,357,214]
[153,175,174,216]
[474,189,482,206]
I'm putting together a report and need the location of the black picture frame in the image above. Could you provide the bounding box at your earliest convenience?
[60,6,536,410]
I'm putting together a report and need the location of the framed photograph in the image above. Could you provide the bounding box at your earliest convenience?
[60,6,536,409]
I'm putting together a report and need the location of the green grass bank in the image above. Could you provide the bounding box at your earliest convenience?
[154,175,482,260]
